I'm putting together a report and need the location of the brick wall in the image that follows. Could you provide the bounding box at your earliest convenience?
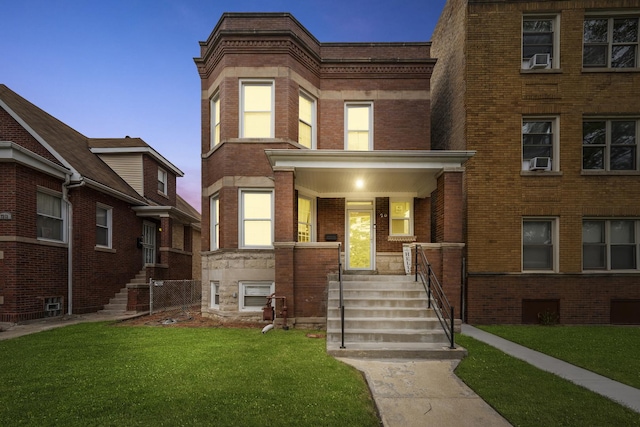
[293,246,339,318]
[317,198,345,244]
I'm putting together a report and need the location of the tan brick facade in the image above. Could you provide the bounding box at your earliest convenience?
[432,0,640,324]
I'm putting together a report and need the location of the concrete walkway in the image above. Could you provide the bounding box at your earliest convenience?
[462,324,640,414]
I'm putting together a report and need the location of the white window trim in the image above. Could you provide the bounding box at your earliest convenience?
[389,198,414,237]
[239,188,274,249]
[210,281,220,308]
[522,217,559,273]
[239,79,275,139]
[96,203,113,248]
[521,14,561,70]
[239,281,274,312]
[522,116,560,172]
[344,102,374,151]
[297,193,316,242]
[36,188,67,243]
[210,194,219,251]
[298,90,316,149]
[158,168,168,196]
[583,218,640,271]
[210,92,220,149]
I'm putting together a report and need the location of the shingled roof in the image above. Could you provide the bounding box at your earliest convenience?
[0,84,145,203]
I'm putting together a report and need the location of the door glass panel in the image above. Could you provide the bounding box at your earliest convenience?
[348,211,371,269]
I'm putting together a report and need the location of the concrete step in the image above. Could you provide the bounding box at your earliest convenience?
[327,342,465,360]
[327,306,433,318]
[329,274,416,282]
[327,328,447,344]
[328,289,426,299]
[328,297,428,309]
[326,317,441,330]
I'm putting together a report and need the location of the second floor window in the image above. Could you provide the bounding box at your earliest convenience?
[583,16,639,68]
[522,119,556,171]
[522,17,557,69]
[345,103,373,151]
[298,92,315,149]
[241,81,274,138]
[583,119,637,171]
[210,93,220,148]
[157,168,168,195]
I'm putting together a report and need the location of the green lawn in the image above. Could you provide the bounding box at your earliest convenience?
[476,325,640,389]
[0,323,379,427]
[455,334,640,427]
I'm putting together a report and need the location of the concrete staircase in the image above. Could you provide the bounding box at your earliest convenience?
[98,270,145,315]
[326,274,466,359]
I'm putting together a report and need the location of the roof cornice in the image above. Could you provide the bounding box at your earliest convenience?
[0,141,70,179]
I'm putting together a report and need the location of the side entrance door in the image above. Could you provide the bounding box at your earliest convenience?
[142,221,156,265]
[346,200,374,270]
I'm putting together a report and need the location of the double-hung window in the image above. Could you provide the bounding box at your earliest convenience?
[522,118,557,171]
[523,219,556,271]
[158,168,168,195]
[522,16,558,69]
[210,281,220,308]
[240,81,274,138]
[345,102,373,151]
[210,195,219,250]
[240,189,273,248]
[240,282,274,311]
[298,92,316,149]
[583,119,638,171]
[297,195,313,242]
[583,16,639,68]
[390,199,413,237]
[96,204,112,248]
[210,92,220,148]
[37,190,65,242]
[583,219,638,270]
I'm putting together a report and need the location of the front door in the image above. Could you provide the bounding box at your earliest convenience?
[346,200,374,270]
[142,221,156,265]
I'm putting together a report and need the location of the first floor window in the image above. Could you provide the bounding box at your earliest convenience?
[240,282,274,311]
[583,219,638,270]
[240,189,273,248]
[390,199,413,236]
[297,195,313,242]
[96,204,112,247]
[37,191,64,242]
[210,195,219,250]
[583,119,637,171]
[523,219,555,271]
[210,281,220,308]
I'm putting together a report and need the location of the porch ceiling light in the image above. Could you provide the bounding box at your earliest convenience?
[355,179,364,189]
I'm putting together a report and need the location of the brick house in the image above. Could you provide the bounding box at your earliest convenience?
[195,13,473,331]
[0,84,200,322]
[431,0,640,324]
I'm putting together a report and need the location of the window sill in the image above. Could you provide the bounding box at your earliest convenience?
[520,171,563,177]
[581,170,640,176]
[520,68,563,74]
[156,190,169,199]
[582,270,640,274]
[95,246,116,253]
[521,270,558,274]
[582,67,640,73]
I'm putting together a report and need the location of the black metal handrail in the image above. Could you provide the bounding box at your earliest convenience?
[414,244,456,349]
[338,243,345,349]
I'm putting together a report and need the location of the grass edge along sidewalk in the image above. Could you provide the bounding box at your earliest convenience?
[0,322,380,427]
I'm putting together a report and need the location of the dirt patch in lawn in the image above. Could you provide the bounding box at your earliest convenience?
[118,311,268,329]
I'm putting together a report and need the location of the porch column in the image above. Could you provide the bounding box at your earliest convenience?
[273,167,296,321]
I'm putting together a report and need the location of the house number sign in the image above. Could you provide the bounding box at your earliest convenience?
[0,212,12,220]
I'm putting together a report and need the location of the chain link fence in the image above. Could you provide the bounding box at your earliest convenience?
[150,279,201,318]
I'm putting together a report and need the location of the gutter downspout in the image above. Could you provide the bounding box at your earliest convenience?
[63,175,85,315]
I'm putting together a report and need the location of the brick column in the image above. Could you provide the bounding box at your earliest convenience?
[273,167,296,321]
[159,217,172,265]
[436,168,464,243]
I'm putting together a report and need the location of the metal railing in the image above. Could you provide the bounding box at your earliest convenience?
[338,243,345,349]
[414,245,456,349]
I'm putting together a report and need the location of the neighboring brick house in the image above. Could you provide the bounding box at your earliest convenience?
[0,84,200,322]
[195,13,473,327]
[431,0,640,324]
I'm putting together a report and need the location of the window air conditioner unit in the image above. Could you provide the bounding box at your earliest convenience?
[529,53,551,69]
[529,157,552,171]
